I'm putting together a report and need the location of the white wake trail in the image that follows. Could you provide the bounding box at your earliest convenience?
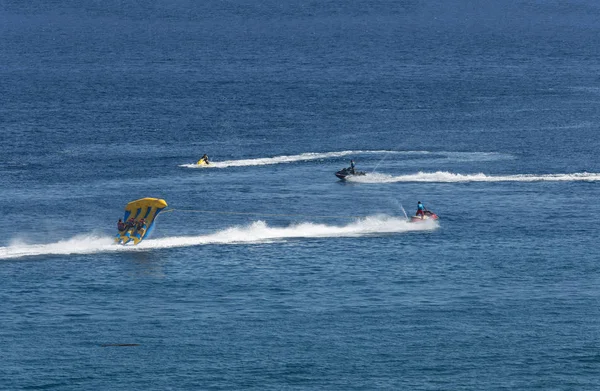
[179,150,394,168]
[0,216,438,260]
[179,150,510,169]
[346,171,600,183]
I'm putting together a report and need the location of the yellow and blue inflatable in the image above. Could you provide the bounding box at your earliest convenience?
[115,198,168,245]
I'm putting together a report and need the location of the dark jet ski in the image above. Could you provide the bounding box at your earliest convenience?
[335,167,367,180]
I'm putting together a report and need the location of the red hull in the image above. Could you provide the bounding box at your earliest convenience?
[410,213,438,222]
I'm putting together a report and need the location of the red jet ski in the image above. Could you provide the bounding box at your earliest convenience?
[410,210,439,222]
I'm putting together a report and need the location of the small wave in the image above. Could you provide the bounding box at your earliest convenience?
[179,150,510,168]
[0,216,437,260]
[346,171,600,183]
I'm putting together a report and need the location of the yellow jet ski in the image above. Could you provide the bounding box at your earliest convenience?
[197,154,210,165]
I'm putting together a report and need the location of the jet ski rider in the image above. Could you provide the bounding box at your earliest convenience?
[416,201,425,217]
[350,159,355,174]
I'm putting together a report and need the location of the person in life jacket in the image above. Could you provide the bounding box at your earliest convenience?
[117,219,126,231]
[136,218,146,231]
[350,159,355,174]
[124,218,135,231]
[416,201,425,217]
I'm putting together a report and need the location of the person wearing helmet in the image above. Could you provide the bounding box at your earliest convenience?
[416,201,425,217]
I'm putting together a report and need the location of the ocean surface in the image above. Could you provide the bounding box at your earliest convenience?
[2,1,600,389]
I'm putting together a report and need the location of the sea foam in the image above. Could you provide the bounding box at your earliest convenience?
[346,171,600,183]
[0,215,437,260]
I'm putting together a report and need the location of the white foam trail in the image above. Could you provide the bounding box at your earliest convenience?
[0,235,122,260]
[346,171,600,183]
[0,216,437,260]
[179,150,510,168]
[179,150,394,168]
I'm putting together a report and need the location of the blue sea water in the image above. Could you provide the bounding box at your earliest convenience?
[2,0,600,389]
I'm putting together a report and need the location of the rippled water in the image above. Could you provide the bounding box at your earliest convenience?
[2,0,600,390]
